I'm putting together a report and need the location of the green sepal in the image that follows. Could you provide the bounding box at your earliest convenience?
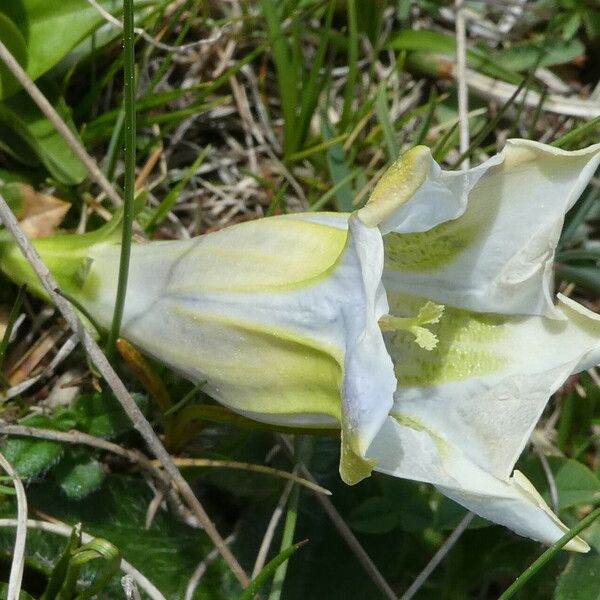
[0,210,123,301]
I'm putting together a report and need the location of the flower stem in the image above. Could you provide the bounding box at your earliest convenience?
[106,0,136,357]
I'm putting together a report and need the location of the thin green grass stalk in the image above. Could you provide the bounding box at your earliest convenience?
[54,289,104,338]
[144,146,211,232]
[163,381,206,417]
[552,115,600,149]
[557,248,600,262]
[375,83,399,161]
[413,86,438,147]
[147,0,196,92]
[560,183,600,247]
[0,284,25,370]
[527,85,548,139]
[268,481,301,600]
[240,540,306,600]
[104,109,126,182]
[498,503,600,600]
[266,183,289,216]
[340,0,359,130]
[431,122,458,163]
[311,169,362,211]
[291,0,336,153]
[261,0,298,156]
[450,74,529,169]
[106,0,137,356]
[286,134,349,163]
[555,264,600,295]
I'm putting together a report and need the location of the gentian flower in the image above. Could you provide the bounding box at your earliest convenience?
[1,139,599,551]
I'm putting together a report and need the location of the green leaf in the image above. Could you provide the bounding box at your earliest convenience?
[0,83,87,184]
[492,38,585,71]
[0,0,158,100]
[522,456,600,510]
[348,497,399,534]
[11,474,230,598]
[55,452,105,499]
[0,583,36,600]
[240,540,306,600]
[379,478,434,532]
[73,392,139,439]
[0,13,27,100]
[321,119,355,211]
[555,264,600,295]
[1,416,64,478]
[388,29,522,84]
[554,521,600,600]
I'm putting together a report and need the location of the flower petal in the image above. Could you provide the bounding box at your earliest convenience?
[340,216,396,484]
[385,292,600,483]
[81,214,395,480]
[377,140,600,317]
[368,415,589,551]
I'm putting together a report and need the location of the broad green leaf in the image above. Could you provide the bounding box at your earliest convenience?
[0,0,158,100]
[379,478,433,532]
[492,38,585,71]
[388,29,522,85]
[556,264,600,295]
[0,83,87,184]
[55,452,105,499]
[1,416,64,478]
[348,496,399,534]
[73,392,141,439]
[554,520,600,600]
[0,13,27,100]
[522,456,600,510]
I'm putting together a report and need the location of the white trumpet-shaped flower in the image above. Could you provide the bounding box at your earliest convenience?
[1,139,599,551]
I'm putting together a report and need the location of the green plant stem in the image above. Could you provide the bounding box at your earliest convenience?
[498,504,600,600]
[240,540,306,600]
[268,481,301,600]
[106,0,136,357]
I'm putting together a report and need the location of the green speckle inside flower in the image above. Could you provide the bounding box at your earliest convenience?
[386,295,508,386]
[383,212,483,271]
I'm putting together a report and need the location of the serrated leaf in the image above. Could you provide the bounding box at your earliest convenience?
[55,452,105,500]
[348,496,399,534]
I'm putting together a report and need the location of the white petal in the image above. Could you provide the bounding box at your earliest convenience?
[340,216,396,484]
[368,416,589,551]
[81,214,395,480]
[380,140,600,317]
[386,293,600,483]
